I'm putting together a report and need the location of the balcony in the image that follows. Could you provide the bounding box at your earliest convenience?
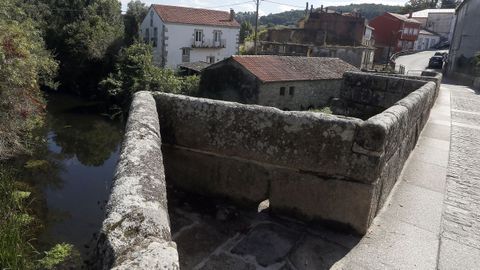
[191,38,226,49]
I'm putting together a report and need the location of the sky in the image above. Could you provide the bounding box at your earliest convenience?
[119,0,407,16]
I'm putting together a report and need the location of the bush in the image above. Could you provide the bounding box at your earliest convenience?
[100,42,200,108]
[0,0,58,160]
[0,166,35,269]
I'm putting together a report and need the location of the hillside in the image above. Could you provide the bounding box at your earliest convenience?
[236,3,403,26]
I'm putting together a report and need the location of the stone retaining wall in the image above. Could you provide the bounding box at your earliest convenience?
[96,92,179,269]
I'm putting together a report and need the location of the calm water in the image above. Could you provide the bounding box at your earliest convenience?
[35,93,124,259]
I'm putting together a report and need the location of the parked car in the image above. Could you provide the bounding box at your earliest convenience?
[428,56,444,69]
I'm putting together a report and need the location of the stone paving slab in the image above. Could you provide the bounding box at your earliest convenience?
[438,238,480,270]
[402,158,447,193]
[332,215,439,270]
[439,83,480,269]
[381,182,443,234]
[231,223,301,267]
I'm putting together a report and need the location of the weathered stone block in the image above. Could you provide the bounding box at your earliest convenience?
[154,92,379,182]
[269,169,379,234]
[162,145,270,205]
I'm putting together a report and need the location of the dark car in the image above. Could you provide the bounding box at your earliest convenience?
[428,56,444,69]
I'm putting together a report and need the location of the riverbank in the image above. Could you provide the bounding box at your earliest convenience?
[0,92,124,269]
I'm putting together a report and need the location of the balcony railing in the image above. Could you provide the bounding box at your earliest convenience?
[191,38,226,48]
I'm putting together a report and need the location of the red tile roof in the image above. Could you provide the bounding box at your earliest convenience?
[152,4,240,28]
[231,55,358,82]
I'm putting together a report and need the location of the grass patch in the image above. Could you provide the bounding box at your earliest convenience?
[0,165,36,270]
[309,106,333,114]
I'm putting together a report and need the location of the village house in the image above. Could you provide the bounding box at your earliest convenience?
[199,55,358,111]
[447,0,480,86]
[139,4,240,69]
[370,13,421,62]
[259,7,375,70]
[414,29,441,51]
[410,9,456,42]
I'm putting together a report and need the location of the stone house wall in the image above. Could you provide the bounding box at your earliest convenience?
[257,80,342,110]
[311,46,374,70]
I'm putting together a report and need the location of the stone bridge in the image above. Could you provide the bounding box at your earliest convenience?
[95,71,442,269]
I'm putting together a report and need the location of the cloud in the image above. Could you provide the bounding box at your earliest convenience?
[119,0,405,13]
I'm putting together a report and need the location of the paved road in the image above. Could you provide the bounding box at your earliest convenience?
[397,51,480,269]
[395,50,448,75]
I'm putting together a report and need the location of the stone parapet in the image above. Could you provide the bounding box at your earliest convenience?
[150,70,439,234]
[96,92,179,269]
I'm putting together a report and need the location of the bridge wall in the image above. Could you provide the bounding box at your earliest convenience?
[96,92,179,269]
[152,71,440,234]
[97,71,441,267]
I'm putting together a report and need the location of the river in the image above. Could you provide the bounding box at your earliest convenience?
[31,92,124,264]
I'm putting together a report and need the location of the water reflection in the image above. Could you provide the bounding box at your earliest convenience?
[34,93,123,261]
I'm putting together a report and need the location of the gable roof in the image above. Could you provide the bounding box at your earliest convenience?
[229,55,358,82]
[387,12,421,24]
[152,4,240,28]
[411,9,455,18]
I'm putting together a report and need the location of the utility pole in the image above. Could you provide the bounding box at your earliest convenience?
[253,0,260,54]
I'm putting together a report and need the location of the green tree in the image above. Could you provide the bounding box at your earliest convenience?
[441,0,458,8]
[60,0,124,94]
[0,0,58,159]
[124,0,148,46]
[239,21,253,44]
[100,43,199,108]
[402,0,438,13]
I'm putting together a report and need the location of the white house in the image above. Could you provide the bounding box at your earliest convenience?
[411,9,456,42]
[414,29,441,51]
[140,4,240,69]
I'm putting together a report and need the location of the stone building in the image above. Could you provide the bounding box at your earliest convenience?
[414,29,441,51]
[199,55,358,110]
[447,0,480,84]
[139,4,240,69]
[411,9,456,42]
[259,9,375,70]
[370,12,421,62]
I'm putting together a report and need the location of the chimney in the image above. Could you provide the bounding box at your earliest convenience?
[305,2,309,15]
[310,4,313,14]
[320,5,323,12]
[230,9,235,21]
[408,11,412,18]
[325,7,328,13]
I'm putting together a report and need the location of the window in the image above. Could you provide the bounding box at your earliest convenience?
[289,86,295,96]
[182,48,190,62]
[280,87,285,96]
[150,10,154,27]
[152,27,158,47]
[207,56,215,64]
[397,40,402,47]
[195,29,203,42]
[213,31,222,42]
[144,28,150,43]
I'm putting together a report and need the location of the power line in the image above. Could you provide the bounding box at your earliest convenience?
[202,1,255,9]
[262,0,305,9]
